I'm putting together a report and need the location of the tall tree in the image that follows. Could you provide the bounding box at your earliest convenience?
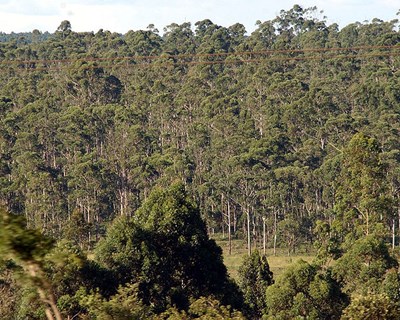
[95,183,242,313]
[335,133,394,240]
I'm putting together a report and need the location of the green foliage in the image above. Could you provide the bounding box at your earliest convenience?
[0,209,54,262]
[186,296,245,319]
[335,133,394,240]
[16,285,47,319]
[265,260,347,319]
[161,296,245,320]
[0,208,64,320]
[41,240,115,317]
[341,294,400,320]
[238,250,273,318]
[96,183,242,313]
[79,284,153,320]
[0,5,398,258]
[0,7,399,318]
[382,268,400,301]
[313,219,342,263]
[94,216,138,285]
[0,260,20,319]
[332,234,398,295]
[0,209,114,319]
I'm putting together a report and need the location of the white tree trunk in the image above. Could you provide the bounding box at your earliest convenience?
[228,200,232,255]
[247,209,251,256]
[273,209,277,256]
[263,217,266,255]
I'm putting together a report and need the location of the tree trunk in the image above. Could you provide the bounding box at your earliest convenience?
[273,209,277,256]
[252,209,257,250]
[263,217,266,255]
[26,262,63,320]
[233,209,237,233]
[392,219,395,250]
[247,209,251,256]
[398,206,400,248]
[228,200,232,255]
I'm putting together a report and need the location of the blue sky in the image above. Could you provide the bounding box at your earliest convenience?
[0,0,398,34]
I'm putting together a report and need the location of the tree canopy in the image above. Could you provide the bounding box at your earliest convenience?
[0,4,400,319]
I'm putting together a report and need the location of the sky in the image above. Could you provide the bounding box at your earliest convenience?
[0,0,399,34]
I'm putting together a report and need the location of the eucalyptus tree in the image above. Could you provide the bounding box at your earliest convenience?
[335,133,394,240]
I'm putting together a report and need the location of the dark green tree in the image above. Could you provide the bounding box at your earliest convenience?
[238,250,273,318]
[332,234,398,296]
[95,183,242,313]
[56,20,72,39]
[265,260,348,319]
[161,296,245,319]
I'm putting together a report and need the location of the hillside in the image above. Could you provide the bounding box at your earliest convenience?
[0,5,399,319]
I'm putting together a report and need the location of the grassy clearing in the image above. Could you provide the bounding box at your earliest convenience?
[215,238,315,280]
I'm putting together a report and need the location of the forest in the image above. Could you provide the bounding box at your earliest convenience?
[0,4,400,319]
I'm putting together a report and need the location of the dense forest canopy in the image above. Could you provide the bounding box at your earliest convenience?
[0,4,400,319]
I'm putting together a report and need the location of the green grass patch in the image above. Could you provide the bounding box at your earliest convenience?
[215,238,315,281]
